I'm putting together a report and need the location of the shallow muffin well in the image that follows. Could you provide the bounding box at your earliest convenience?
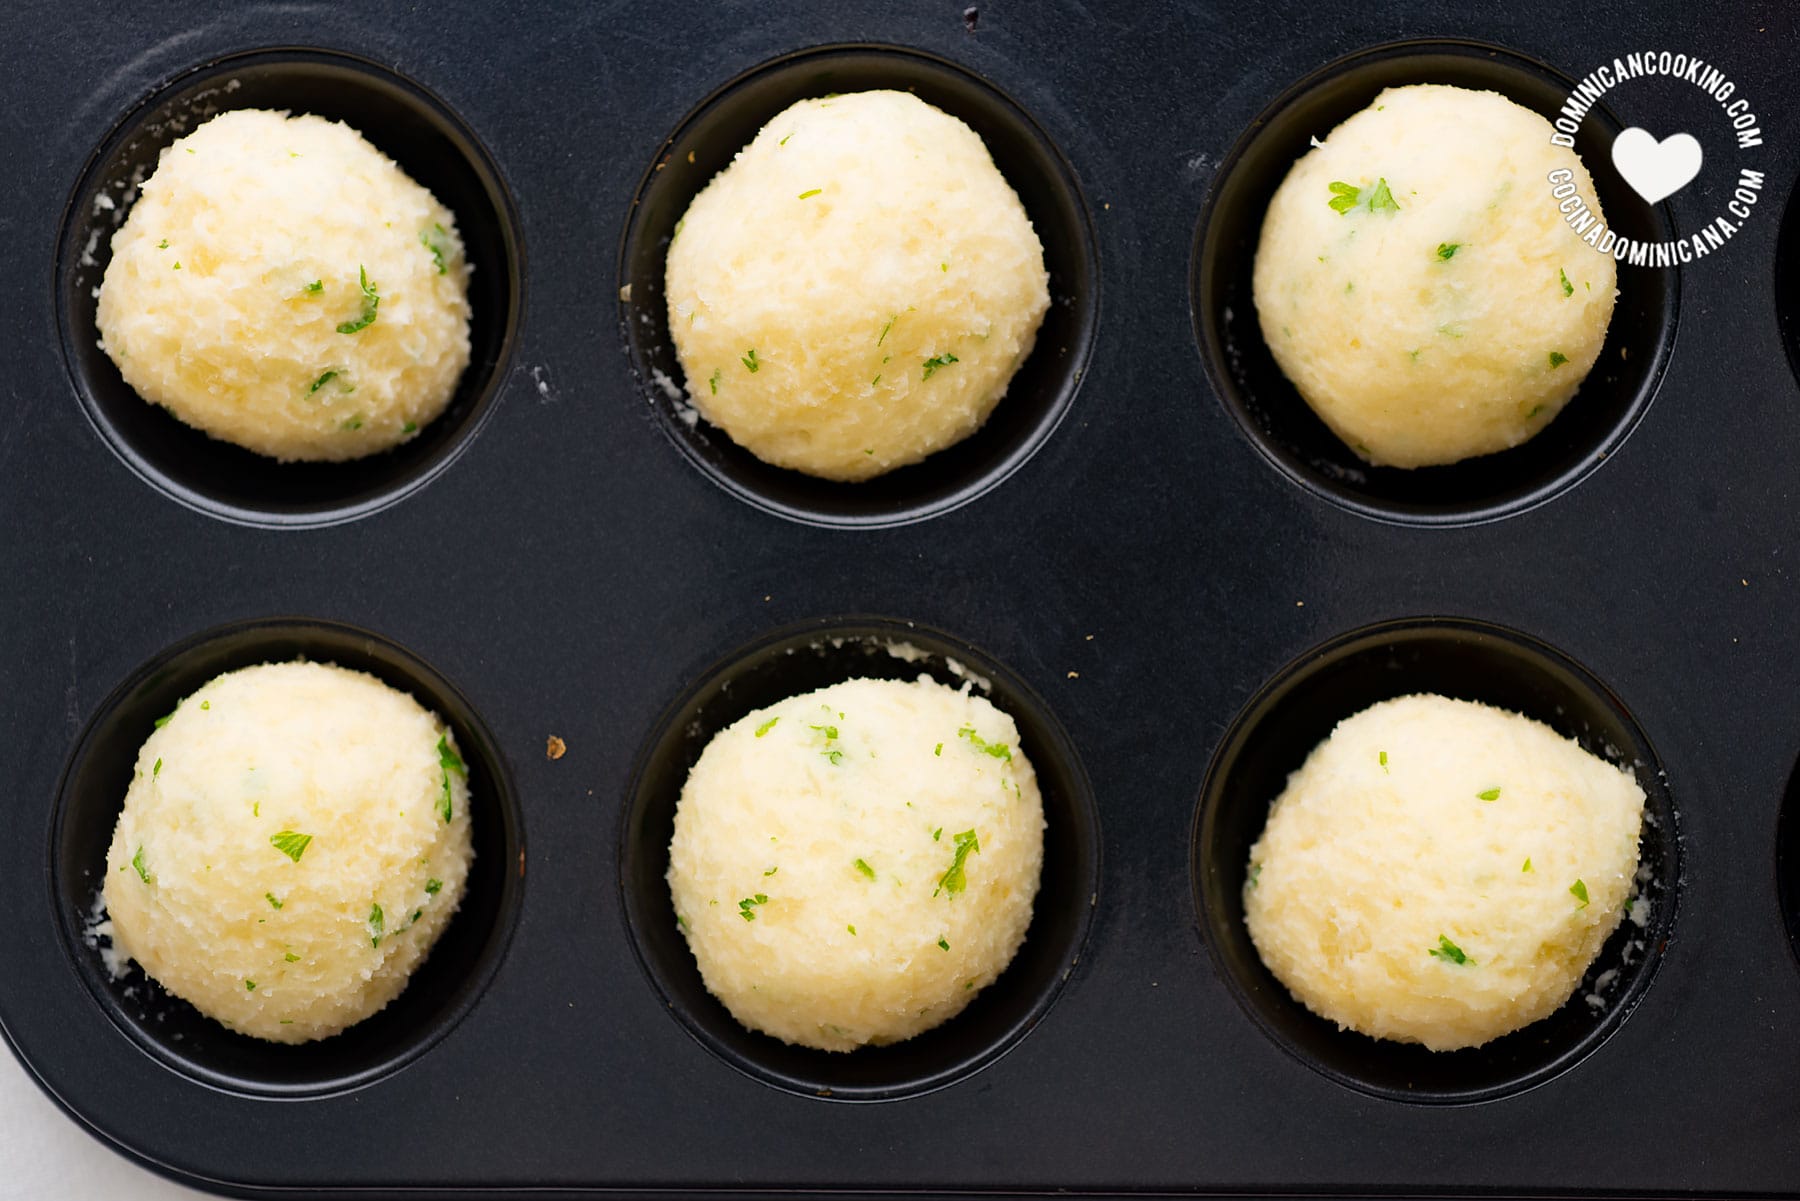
[57,48,522,528]
[617,44,1098,528]
[1192,40,1678,524]
[51,618,524,1097]
[619,619,1100,1100]
[1193,618,1679,1103]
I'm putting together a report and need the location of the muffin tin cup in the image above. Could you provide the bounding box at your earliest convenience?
[56,46,524,529]
[617,43,1100,529]
[50,617,525,1098]
[1193,617,1680,1104]
[619,617,1102,1102]
[1192,39,1680,525]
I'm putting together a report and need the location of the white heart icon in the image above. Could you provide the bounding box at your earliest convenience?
[1610,127,1703,205]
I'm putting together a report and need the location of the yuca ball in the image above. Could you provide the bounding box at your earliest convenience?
[1243,694,1645,1051]
[667,676,1045,1051]
[664,91,1051,482]
[102,662,474,1043]
[96,109,472,461]
[1252,84,1617,468]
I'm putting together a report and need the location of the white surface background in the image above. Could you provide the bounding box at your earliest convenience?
[0,1045,212,1199]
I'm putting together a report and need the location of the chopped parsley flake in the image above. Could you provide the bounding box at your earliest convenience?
[335,265,379,335]
[957,725,1012,761]
[938,936,950,951]
[270,831,312,862]
[245,980,256,991]
[402,421,418,434]
[266,892,283,910]
[934,829,980,897]
[1527,404,1545,419]
[847,924,856,935]
[200,701,210,710]
[1477,788,1501,801]
[1378,750,1388,771]
[934,742,942,757]
[1559,267,1574,297]
[932,827,943,841]
[755,716,779,738]
[1548,351,1569,368]
[309,370,339,395]
[157,239,170,249]
[153,757,162,777]
[1570,879,1590,908]
[425,878,443,894]
[779,133,792,146]
[153,707,176,729]
[853,858,876,880]
[369,903,385,948]
[437,735,465,823]
[1522,857,1532,872]
[132,846,151,883]
[811,722,844,765]
[285,952,301,962]
[420,223,451,274]
[1249,863,1263,887]
[738,894,769,921]
[764,866,778,877]
[1436,242,1460,260]
[798,188,822,199]
[1328,178,1400,215]
[922,352,959,380]
[340,415,363,431]
[709,368,721,395]
[303,279,323,294]
[741,348,760,373]
[878,316,896,345]
[1429,935,1472,965]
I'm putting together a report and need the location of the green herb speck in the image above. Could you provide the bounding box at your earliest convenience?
[938,936,950,951]
[1436,242,1460,260]
[1570,879,1590,908]
[755,716,780,738]
[1477,788,1501,801]
[369,903,385,948]
[309,370,338,395]
[420,223,451,274]
[1428,935,1472,965]
[921,352,959,380]
[741,348,760,373]
[934,829,980,897]
[270,831,312,862]
[1560,267,1574,297]
[132,846,151,883]
[1548,351,1569,368]
[853,858,876,880]
[266,892,282,910]
[335,265,379,335]
[798,188,822,199]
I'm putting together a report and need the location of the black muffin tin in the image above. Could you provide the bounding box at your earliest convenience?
[6,0,1800,1195]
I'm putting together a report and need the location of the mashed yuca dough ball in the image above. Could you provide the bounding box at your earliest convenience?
[665,91,1050,482]
[102,662,474,1043]
[1244,694,1644,1051]
[1253,85,1616,468]
[667,676,1045,1051]
[96,109,472,461]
